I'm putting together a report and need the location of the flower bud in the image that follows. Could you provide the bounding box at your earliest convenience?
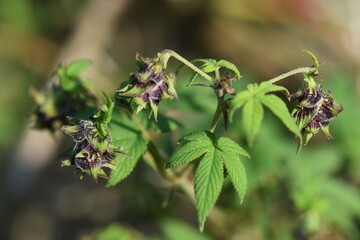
[291,78,343,145]
[117,53,177,120]
[61,119,126,181]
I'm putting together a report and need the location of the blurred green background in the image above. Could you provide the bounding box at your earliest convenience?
[1,0,360,239]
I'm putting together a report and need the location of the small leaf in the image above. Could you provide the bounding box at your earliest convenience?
[199,59,218,73]
[229,90,252,121]
[242,99,264,146]
[223,153,247,204]
[259,94,302,142]
[66,59,92,76]
[194,148,224,232]
[303,50,319,69]
[217,60,241,79]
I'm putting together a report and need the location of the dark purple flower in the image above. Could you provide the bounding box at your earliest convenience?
[117,53,177,120]
[292,80,343,145]
[61,120,126,181]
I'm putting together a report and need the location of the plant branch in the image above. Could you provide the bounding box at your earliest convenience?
[208,97,225,132]
[267,67,317,84]
[161,49,213,82]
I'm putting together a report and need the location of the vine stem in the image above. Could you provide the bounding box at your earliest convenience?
[161,49,213,82]
[208,97,224,133]
[267,67,317,84]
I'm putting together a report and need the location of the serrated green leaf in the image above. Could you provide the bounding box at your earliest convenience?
[66,59,92,76]
[259,94,302,142]
[218,137,249,158]
[242,99,264,146]
[178,130,215,144]
[166,142,211,168]
[167,131,249,232]
[166,131,214,168]
[229,90,252,121]
[194,148,224,232]
[256,82,290,97]
[223,153,247,204]
[199,59,218,73]
[107,110,148,187]
[217,59,241,79]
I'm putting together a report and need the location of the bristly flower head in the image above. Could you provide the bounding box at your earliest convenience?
[116,52,177,120]
[291,73,343,145]
[61,94,127,181]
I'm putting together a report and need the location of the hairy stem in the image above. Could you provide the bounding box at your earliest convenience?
[161,49,213,82]
[267,67,317,84]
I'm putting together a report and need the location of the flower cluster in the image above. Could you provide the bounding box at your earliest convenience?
[61,119,126,181]
[61,95,126,181]
[117,53,177,120]
[291,75,343,145]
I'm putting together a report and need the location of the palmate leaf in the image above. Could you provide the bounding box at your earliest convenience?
[107,110,148,187]
[167,131,249,231]
[230,82,297,146]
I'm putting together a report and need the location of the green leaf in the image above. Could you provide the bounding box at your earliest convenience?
[92,224,132,240]
[198,59,218,73]
[259,94,302,142]
[218,137,248,203]
[194,148,224,232]
[107,110,148,187]
[167,131,248,231]
[218,137,249,159]
[229,90,252,121]
[166,131,214,168]
[303,50,319,69]
[160,219,213,240]
[217,59,241,79]
[223,153,247,204]
[242,99,264,146]
[66,59,92,76]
